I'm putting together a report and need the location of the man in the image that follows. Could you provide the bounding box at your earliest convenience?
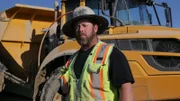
[60,6,134,101]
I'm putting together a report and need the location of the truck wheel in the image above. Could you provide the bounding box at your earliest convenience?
[0,62,6,92]
[38,67,63,101]
[0,62,7,72]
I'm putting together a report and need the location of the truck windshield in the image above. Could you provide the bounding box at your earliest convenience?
[86,0,151,26]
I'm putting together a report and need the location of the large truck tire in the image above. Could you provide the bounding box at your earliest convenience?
[0,62,7,92]
[38,67,63,101]
[0,72,5,92]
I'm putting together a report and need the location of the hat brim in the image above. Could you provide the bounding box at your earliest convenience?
[62,15,108,38]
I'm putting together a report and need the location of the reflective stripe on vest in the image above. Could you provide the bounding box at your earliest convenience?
[57,58,71,94]
[65,51,79,68]
[58,51,79,95]
[65,58,71,67]
[60,75,69,94]
[90,44,112,100]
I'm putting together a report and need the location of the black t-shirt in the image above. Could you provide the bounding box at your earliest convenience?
[74,46,134,88]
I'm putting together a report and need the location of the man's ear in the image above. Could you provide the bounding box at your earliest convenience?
[94,24,98,33]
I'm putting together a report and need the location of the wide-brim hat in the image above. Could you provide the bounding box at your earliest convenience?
[62,6,109,38]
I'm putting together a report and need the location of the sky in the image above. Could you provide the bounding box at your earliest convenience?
[0,0,179,28]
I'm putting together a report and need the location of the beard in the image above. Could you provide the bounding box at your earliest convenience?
[76,30,96,46]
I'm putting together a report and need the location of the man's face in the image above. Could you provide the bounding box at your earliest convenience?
[74,19,98,46]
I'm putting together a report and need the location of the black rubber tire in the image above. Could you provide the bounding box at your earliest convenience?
[39,67,62,101]
[0,62,7,72]
[0,61,6,92]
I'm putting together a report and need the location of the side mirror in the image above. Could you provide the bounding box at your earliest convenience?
[162,2,172,27]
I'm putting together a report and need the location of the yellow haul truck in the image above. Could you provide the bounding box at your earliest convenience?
[1,0,180,101]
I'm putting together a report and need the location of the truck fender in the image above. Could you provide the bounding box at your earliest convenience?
[33,48,77,101]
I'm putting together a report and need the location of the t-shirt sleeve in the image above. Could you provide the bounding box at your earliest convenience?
[109,47,134,88]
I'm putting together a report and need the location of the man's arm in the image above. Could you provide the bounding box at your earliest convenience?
[109,47,134,101]
[120,82,134,101]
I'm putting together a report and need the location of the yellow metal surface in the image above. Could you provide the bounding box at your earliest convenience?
[39,40,80,70]
[80,0,86,6]
[129,61,148,76]
[147,76,180,100]
[123,51,180,75]
[0,4,61,79]
[112,25,180,34]
[61,0,66,29]
[133,77,149,100]
[133,75,180,100]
